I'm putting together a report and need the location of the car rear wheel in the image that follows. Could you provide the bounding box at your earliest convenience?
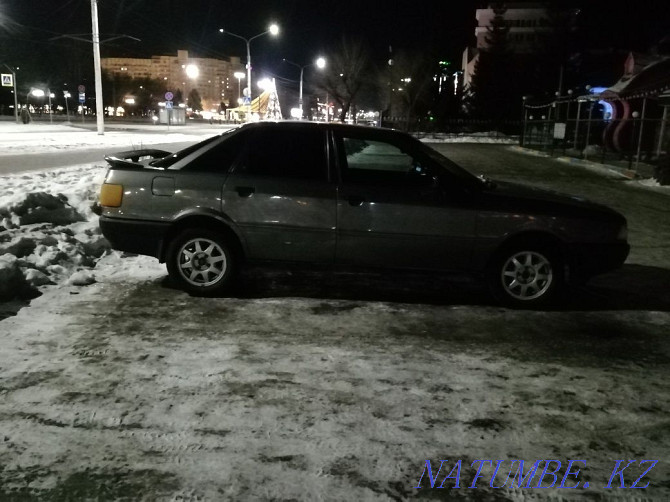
[489,245,564,307]
[166,229,235,295]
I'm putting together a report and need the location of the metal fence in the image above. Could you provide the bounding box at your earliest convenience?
[521,101,669,171]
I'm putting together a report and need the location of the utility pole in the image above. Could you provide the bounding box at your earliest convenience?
[49,14,138,134]
[1,64,19,124]
[91,0,104,134]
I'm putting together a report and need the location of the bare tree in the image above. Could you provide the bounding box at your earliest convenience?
[315,37,373,122]
[388,50,435,131]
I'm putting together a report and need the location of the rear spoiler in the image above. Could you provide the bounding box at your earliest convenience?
[104,148,172,169]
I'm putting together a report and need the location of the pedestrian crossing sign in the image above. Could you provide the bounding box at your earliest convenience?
[1,74,13,87]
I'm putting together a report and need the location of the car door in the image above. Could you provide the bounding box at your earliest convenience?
[334,129,478,271]
[221,124,337,263]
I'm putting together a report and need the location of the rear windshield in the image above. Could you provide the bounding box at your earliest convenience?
[149,130,236,168]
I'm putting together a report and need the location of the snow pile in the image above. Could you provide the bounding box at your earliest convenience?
[626,176,670,192]
[0,163,109,300]
[418,132,518,144]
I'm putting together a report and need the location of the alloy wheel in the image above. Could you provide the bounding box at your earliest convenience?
[500,250,553,301]
[177,237,228,287]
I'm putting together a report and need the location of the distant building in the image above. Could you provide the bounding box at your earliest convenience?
[101,50,244,111]
[462,3,561,88]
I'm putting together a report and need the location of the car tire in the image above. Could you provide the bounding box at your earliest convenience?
[166,228,236,295]
[488,244,564,308]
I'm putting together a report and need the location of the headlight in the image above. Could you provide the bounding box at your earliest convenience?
[99,183,123,207]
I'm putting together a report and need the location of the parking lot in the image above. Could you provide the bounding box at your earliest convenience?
[1,143,669,500]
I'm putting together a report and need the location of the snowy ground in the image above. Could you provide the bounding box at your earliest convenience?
[0,122,224,312]
[1,124,669,500]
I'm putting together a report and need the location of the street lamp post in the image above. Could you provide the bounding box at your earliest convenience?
[184,63,199,111]
[234,71,245,102]
[2,64,19,124]
[63,91,71,122]
[47,89,54,124]
[30,88,45,118]
[219,24,279,120]
[283,57,326,119]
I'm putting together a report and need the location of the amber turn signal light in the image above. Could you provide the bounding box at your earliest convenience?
[99,183,123,207]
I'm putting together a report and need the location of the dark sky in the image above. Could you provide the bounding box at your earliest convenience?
[1,0,668,87]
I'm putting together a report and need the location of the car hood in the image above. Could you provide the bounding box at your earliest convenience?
[478,180,624,221]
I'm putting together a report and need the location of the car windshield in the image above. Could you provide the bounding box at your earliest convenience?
[149,129,237,168]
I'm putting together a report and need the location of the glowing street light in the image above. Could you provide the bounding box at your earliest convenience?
[257,78,273,91]
[282,57,326,118]
[63,90,71,122]
[185,64,199,79]
[30,88,55,123]
[219,23,280,119]
[181,64,200,109]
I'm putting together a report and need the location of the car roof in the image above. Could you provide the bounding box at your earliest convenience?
[235,120,411,138]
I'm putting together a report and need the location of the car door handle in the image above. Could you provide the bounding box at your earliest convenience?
[235,186,255,197]
[347,196,365,206]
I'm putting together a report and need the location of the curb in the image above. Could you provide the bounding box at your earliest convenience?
[511,146,651,180]
[554,156,635,179]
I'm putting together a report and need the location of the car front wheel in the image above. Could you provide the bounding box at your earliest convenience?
[489,246,563,307]
[166,229,235,295]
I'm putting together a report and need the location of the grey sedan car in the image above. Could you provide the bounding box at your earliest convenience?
[98,121,629,307]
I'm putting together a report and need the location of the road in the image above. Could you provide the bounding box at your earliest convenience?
[0,143,669,500]
[0,120,233,174]
[0,141,199,174]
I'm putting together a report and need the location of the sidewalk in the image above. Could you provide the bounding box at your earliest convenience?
[510,145,657,180]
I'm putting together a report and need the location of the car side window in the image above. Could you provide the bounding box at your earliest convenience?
[240,128,328,180]
[180,131,247,173]
[338,135,436,187]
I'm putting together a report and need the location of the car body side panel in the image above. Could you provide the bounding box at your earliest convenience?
[336,184,477,271]
[221,173,337,263]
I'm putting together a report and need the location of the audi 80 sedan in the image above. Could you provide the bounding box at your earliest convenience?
[98,121,629,307]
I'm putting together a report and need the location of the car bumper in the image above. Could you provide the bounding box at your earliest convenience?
[566,241,630,282]
[99,216,169,259]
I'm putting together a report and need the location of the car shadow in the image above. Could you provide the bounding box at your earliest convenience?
[232,268,493,306]
[161,263,670,312]
[563,264,670,312]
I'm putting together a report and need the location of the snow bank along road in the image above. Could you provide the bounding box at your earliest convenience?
[0,127,669,499]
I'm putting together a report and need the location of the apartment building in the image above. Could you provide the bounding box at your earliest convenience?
[462,3,558,87]
[101,50,244,111]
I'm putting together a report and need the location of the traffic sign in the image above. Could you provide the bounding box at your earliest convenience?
[78,93,85,103]
[242,96,251,105]
[165,101,173,109]
[1,74,13,87]
[78,85,85,93]
[165,91,174,101]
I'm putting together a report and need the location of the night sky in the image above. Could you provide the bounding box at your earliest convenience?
[1,0,668,88]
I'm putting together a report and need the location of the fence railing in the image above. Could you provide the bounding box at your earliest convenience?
[522,115,669,169]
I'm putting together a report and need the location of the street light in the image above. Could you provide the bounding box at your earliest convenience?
[282,57,326,119]
[219,23,280,120]
[181,64,199,110]
[63,91,71,122]
[234,71,245,101]
[31,88,55,123]
[185,64,199,79]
